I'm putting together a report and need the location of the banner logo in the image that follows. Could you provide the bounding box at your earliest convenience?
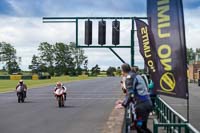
[160,72,175,92]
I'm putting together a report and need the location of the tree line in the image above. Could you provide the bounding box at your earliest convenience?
[0,42,88,76]
[2,41,198,76]
[0,42,21,74]
[0,41,122,77]
[187,48,200,64]
[29,42,87,76]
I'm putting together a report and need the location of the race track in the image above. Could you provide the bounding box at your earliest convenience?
[0,77,121,133]
[161,83,200,131]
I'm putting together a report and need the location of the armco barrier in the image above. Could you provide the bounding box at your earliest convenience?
[32,75,39,80]
[38,75,51,79]
[0,75,50,80]
[10,75,22,80]
[22,76,32,80]
[0,76,10,80]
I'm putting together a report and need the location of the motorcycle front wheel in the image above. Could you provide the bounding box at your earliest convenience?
[58,97,62,107]
[18,95,20,103]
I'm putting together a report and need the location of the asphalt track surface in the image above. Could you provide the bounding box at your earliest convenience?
[161,83,200,131]
[0,77,122,133]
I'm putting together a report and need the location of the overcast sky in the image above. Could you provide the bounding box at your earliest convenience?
[0,0,200,70]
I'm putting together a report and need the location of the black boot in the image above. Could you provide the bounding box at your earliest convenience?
[24,91,27,98]
[64,93,66,100]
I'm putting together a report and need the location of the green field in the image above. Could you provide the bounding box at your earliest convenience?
[0,76,95,93]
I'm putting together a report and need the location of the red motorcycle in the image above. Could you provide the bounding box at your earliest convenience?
[54,88,65,107]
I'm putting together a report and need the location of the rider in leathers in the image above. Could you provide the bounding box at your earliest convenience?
[54,82,67,100]
[16,80,27,98]
[121,63,153,133]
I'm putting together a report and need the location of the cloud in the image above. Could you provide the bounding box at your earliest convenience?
[1,0,147,17]
[0,0,15,15]
[184,7,200,49]
[1,0,199,17]
[84,48,144,70]
[183,0,200,9]
[0,0,199,70]
[0,16,76,70]
[0,14,145,70]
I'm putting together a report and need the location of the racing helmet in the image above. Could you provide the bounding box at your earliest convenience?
[56,81,62,87]
[19,80,23,84]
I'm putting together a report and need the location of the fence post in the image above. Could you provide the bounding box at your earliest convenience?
[153,119,158,133]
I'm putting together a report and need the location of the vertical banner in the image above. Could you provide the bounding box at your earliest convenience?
[135,18,160,87]
[147,0,188,99]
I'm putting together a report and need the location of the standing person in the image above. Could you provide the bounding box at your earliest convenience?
[131,66,139,74]
[120,75,127,94]
[16,80,27,98]
[141,73,149,88]
[115,75,128,109]
[121,63,152,133]
[148,77,156,115]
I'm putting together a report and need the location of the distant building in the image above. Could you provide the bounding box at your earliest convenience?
[188,53,200,82]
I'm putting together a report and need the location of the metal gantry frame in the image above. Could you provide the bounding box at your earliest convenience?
[43,16,197,132]
[43,16,147,67]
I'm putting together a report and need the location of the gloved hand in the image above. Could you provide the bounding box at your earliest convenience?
[122,96,130,107]
[115,104,123,109]
[122,93,135,107]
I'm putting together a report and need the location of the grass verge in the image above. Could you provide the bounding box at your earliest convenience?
[0,75,95,93]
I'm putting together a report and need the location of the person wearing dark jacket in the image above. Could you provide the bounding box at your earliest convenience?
[148,78,156,115]
[121,63,153,133]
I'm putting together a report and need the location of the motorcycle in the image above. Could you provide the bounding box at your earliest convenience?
[16,86,25,103]
[54,88,65,107]
[124,93,137,132]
